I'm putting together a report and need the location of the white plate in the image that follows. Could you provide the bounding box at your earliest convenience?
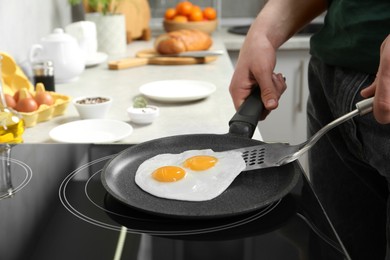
[139,80,216,102]
[85,52,108,67]
[49,119,133,143]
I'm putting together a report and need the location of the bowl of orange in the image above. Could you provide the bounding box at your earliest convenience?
[163,1,218,34]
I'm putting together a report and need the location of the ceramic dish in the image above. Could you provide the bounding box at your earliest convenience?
[85,52,108,67]
[72,96,112,119]
[139,80,216,103]
[49,119,133,143]
[127,105,159,124]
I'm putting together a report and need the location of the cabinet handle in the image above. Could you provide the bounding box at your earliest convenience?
[297,59,305,112]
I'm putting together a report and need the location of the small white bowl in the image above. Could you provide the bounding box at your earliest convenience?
[127,105,159,124]
[73,96,112,119]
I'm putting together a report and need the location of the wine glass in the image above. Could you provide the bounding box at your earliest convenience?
[0,143,13,198]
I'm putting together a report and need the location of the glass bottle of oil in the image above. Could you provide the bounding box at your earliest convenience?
[0,55,24,144]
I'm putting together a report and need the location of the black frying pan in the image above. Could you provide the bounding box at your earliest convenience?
[101,87,301,219]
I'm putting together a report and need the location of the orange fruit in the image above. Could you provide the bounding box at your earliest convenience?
[176,1,193,16]
[164,8,177,20]
[173,15,188,23]
[189,9,203,21]
[191,5,202,13]
[203,7,217,20]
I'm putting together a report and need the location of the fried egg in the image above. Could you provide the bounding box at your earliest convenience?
[135,149,246,201]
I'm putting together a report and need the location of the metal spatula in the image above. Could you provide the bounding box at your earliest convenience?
[233,97,374,171]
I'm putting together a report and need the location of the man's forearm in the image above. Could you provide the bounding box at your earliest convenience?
[250,0,328,49]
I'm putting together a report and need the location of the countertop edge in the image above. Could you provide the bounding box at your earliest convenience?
[150,25,311,51]
[216,27,311,51]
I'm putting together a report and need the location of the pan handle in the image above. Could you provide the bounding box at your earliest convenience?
[228,85,264,138]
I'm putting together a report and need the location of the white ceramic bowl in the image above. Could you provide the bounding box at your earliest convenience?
[73,96,112,119]
[127,105,159,124]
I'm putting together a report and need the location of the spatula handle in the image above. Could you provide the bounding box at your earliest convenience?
[356,97,374,115]
[229,85,264,138]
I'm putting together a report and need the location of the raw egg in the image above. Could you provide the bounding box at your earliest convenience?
[35,91,54,106]
[4,94,16,108]
[15,97,38,112]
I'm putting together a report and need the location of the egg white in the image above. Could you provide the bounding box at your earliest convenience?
[134,149,246,201]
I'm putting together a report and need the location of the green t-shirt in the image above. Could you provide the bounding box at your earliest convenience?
[310,0,390,74]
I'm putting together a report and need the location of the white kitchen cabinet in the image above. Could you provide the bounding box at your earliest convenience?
[228,49,311,173]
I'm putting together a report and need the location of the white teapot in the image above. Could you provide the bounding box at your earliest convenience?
[29,28,85,83]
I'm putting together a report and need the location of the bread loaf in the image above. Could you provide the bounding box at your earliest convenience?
[154,29,212,54]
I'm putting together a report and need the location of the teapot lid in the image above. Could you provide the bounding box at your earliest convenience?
[41,28,76,43]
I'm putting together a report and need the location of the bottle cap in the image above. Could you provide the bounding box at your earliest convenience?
[33,60,54,76]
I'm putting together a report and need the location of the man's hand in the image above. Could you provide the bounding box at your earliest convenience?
[361,34,390,124]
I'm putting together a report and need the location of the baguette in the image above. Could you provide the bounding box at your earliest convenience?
[154,29,212,54]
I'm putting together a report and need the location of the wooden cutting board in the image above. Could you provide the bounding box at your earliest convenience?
[115,0,151,42]
[108,49,218,70]
[83,0,151,42]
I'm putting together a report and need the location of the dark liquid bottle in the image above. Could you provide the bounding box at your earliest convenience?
[33,61,55,91]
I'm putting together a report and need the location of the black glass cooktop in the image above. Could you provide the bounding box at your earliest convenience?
[0,144,349,260]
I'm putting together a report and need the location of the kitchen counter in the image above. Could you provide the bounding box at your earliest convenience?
[22,29,310,144]
[217,26,311,51]
[22,36,255,143]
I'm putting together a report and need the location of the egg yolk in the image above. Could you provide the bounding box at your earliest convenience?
[152,166,186,182]
[183,155,218,171]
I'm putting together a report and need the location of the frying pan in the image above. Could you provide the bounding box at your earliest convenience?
[103,192,284,236]
[101,87,301,219]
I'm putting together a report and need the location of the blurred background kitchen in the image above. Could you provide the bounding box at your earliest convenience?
[0,0,265,69]
[0,0,324,171]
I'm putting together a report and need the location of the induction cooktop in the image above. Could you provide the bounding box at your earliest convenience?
[0,143,349,260]
[228,23,324,36]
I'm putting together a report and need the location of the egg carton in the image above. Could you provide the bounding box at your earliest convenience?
[18,92,70,127]
[1,52,34,94]
[1,52,70,127]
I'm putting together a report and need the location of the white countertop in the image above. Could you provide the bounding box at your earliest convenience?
[22,29,309,144]
[22,37,259,143]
